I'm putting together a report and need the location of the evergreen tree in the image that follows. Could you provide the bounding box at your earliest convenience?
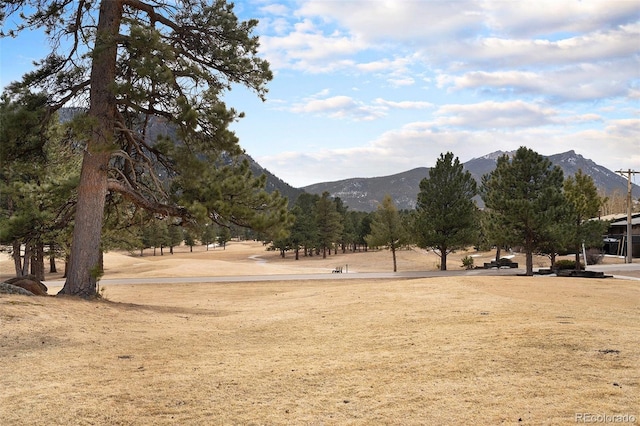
[334,197,349,253]
[358,213,373,252]
[201,224,216,251]
[0,91,79,279]
[481,147,566,275]
[344,211,368,252]
[0,91,49,277]
[3,0,279,297]
[413,152,478,271]
[366,195,408,272]
[167,225,184,255]
[564,169,609,269]
[141,218,169,256]
[183,229,196,253]
[290,193,320,259]
[217,226,232,249]
[315,192,343,259]
[480,208,513,262]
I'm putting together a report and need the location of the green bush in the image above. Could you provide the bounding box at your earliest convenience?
[461,255,474,270]
[554,259,584,270]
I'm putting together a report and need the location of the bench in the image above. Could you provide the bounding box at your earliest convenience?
[332,266,343,273]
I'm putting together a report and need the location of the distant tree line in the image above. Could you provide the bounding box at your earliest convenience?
[268,148,612,276]
[0,87,617,279]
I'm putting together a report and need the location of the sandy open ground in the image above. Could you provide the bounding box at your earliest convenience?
[1,242,638,425]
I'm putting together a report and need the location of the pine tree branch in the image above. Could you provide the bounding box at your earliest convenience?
[121,0,181,31]
[107,178,190,220]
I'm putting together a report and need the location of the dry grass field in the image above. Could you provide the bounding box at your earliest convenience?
[1,242,638,425]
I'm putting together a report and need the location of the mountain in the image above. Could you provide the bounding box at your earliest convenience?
[244,155,304,207]
[301,150,639,212]
[302,168,429,212]
[55,108,634,212]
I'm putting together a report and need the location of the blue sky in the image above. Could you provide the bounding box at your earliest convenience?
[2,0,639,187]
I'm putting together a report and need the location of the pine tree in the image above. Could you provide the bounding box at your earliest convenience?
[334,197,349,254]
[3,1,282,297]
[366,195,408,272]
[217,227,232,249]
[481,147,566,275]
[183,229,196,253]
[315,192,343,259]
[167,225,183,255]
[0,91,79,279]
[290,193,320,259]
[413,152,478,271]
[201,224,216,251]
[564,169,609,269]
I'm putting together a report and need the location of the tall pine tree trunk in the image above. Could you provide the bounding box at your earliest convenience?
[21,242,31,277]
[59,0,122,297]
[525,232,535,276]
[49,243,57,273]
[440,249,447,271]
[12,240,22,276]
[30,241,45,282]
[526,251,534,276]
[391,245,397,272]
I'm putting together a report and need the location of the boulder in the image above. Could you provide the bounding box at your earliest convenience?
[0,282,34,296]
[4,276,48,296]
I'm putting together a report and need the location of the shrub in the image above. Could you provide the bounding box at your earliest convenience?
[461,256,474,270]
[554,259,584,270]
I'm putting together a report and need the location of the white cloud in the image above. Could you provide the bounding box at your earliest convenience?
[432,101,557,129]
[440,56,639,102]
[297,0,484,42]
[259,1,639,85]
[355,55,418,75]
[449,24,640,69]
[288,94,436,121]
[563,114,603,125]
[259,3,289,16]
[604,118,640,138]
[482,0,640,37]
[290,95,386,121]
[387,76,415,87]
[373,99,434,110]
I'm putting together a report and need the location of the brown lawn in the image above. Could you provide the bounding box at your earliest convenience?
[1,242,638,425]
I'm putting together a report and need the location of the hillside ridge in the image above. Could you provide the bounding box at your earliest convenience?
[297,150,638,212]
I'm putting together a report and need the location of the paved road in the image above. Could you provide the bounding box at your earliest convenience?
[586,262,640,279]
[44,263,640,286]
[44,269,494,286]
